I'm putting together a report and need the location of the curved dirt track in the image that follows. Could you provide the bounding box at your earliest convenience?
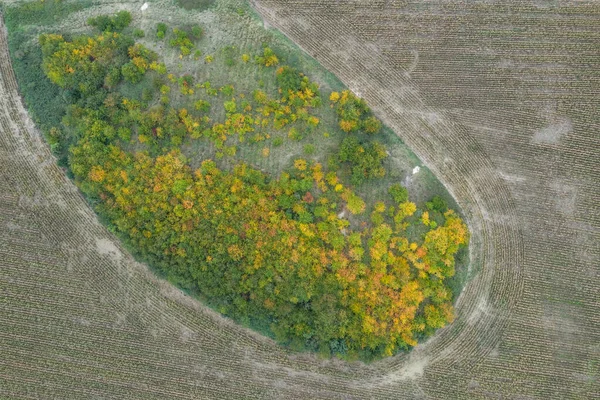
[1,1,598,399]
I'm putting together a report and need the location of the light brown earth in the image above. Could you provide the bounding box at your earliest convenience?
[1,0,598,399]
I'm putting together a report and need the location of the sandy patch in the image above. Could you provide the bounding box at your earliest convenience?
[533,116,572,144]
[95,238,123,262]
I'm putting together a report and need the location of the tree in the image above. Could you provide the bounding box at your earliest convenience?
[223,100,237,114]
[121,62,143,83]
[338,137,387,185]
[344,190,366,215]
[362,116,382,134]
[294,159,307,171]
[426,195,448,212]
[39,32,132,95]
[388,184,408,204]
[170,28,195,56]
[332,90,382,135]
[256,47,279,67]
[88,11,132,32]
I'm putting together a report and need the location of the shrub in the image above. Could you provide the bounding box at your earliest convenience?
[338,136,387,185]
[88,11,132,32]
[389,183,408,204]
[156,23,167,39]
[170,28,195,55]
[304,144,316,155]
[191,25,203,39]
[121,61,143,83]
[194,99,211,113]
[223,100,237,114]
[426,195,448,212]
[255,47,279,67]
[288,127,302,141]
[345,190,366,215]
[332,90,382,134]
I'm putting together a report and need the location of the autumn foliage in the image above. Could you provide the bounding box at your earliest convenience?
[39,17,469,360]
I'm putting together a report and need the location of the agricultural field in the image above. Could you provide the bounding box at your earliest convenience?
[0,0,598,399]
[2,0,472,362]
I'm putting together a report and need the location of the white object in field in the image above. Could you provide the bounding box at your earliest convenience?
[412,166,420,175]
[141,3,149,11]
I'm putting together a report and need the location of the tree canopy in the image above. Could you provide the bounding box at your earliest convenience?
[38,13,469,361]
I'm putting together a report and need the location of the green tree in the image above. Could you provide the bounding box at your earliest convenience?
[388,183,408,204]
[88,11,132,32]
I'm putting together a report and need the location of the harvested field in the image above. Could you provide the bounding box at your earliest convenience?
[0,0,598,399]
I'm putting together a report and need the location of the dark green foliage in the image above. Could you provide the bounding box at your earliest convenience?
[427,195,448,212]
[389,183,409,204]
[88,11,132,32]
[121,62,143,83]
[5,34,65,131]
[276,66,303,94]
[169,28,197,56]
[156,23,168,39]
[338,136,387,185]
[4,0,90,27]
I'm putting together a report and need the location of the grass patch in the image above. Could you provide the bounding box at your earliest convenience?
[176,0,216,11]
[3,0,94,132]
[4,0,90,27]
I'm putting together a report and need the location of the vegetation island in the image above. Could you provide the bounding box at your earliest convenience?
[6,4,469,361]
